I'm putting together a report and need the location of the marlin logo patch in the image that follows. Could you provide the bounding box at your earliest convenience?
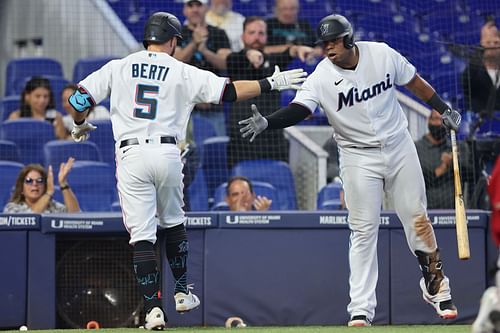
[320,23,330,36]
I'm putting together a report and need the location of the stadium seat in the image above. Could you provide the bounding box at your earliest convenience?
[317,181,343,210]
[478,112,500,136]
[188,168,209,211]
[87,120,116,166]
[72,56,117,83]
[1,95,20,122]
[5,57,64,96]
[0,161,24,209]
[0,119,56,165]
[14,75,70,114]
[43,140,102,172]
[0,140,21,162]
[202,136,229,201]
[231,159,297,210]
[192,114,217,157]
[212,180,280,211]
[66,161,116,212]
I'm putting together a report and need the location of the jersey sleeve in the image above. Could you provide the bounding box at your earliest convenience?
[78,61,113,104]
[291,75,318,113]
[186,65,229,104]
[386,43,416,86]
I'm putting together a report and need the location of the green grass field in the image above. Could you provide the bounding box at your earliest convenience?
[0,325,472,333]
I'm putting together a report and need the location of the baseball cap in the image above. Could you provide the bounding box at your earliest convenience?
[184,0,208,4]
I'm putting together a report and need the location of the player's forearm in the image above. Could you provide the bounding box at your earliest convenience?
[266,103,311,129]
[406,74,435,103]
[73,110,88,124]
[232,81,262,101]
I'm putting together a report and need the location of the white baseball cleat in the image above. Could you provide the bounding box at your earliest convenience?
[419,277,458,319]
[472,287,499,333]
[347,315,372,327]
[144,307,166,330]
[175,290,201,313]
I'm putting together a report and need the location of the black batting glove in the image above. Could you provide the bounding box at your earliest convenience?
[441,108,461,131]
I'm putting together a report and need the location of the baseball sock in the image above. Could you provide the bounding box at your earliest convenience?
[133,241,162,313]
[165,223,189,294]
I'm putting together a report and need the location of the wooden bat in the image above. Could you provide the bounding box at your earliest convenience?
[450,129,470,260]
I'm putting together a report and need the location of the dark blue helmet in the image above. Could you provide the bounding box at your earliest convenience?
[143,12,183,48]
[316,14,354,49]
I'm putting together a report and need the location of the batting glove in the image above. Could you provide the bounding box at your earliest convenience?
[71,120,97,142]
[266,65,307,91]
[441,108,461,131]
[238,104,268,142]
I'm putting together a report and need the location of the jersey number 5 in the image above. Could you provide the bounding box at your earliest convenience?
[134,84,159,119]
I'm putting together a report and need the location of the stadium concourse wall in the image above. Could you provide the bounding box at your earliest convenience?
[0,210,491,329]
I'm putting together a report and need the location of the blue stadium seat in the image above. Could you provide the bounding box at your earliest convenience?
[15,75,70,114]
[188,168,209,211]
[212,180,280,211]
[231,159,297,210]
[1,95,20,122]
[43,140,102,172]
[0,161,24,210]
[478,112,500,136]
[5,57,64,96]
[0,119,56,165]
[202,136,229,201]
[87,120,115,166]
[72,56,117,83]
[192,114,217,156]
[66,161,116,212]
[317,181,343,210]
[0,140,21,162]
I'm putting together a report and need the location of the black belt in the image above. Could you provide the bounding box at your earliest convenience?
[120,136,176,148]
[350,146,379,149]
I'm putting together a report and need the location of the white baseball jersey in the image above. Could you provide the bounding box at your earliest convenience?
[292,41,416,148]
[78,50,228,143]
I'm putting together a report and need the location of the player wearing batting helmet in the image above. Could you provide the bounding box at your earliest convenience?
[68,11,307,331]
[239,13,461,326]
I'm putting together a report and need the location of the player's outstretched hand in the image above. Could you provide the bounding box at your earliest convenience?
[442,108,461,131]
[71,120,97,142]
[238,104,268,142]
[266,65,307,91]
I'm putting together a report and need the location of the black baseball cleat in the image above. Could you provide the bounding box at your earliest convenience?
[420,277,458,319]
[348,315,372,327]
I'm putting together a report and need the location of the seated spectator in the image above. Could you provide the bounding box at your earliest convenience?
[205,0,246,52]
[8,76,66,139]
[225,176,271,211]
[61,83,109,139]
[3,158,80,213]
[264,0,322,59]
[415,111,473,209]
[226,16,313,168]
[462,20,500,116]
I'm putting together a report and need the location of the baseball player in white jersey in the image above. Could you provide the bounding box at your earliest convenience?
[239,14,462,326]
[68,12,306,330]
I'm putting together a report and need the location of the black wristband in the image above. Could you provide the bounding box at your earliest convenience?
[426,93,449,115]
[60,184,70,191]
[74,119,85,126]
[258,78,272,93]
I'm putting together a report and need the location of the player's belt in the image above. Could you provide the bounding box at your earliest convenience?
[119,136,177,148]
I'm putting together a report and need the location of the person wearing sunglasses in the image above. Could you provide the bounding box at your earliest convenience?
[3,158,80,213]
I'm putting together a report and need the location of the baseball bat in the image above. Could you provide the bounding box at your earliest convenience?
[450,129,470,260]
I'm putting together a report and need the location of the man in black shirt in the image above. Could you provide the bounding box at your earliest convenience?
[226,16,313,168]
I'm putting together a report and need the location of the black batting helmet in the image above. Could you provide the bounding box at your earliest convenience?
[316,14,354,49]
[143,12,183,48]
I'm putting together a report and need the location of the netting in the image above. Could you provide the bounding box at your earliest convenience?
[0,0,498,212]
